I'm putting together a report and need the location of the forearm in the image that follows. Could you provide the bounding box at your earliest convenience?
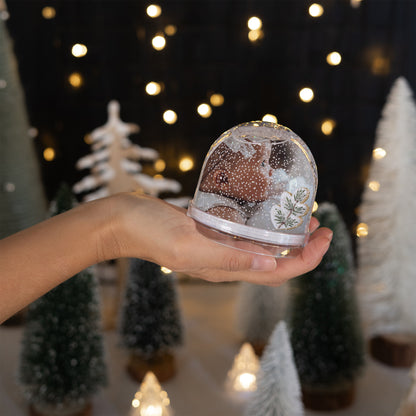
[0,198,116,322]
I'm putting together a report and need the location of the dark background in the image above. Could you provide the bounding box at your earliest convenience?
[5,0,416,234]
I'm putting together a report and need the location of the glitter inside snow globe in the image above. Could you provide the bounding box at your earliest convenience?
[187,121,318,258]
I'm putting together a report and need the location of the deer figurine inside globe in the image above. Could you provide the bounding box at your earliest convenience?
[187,121,318,257]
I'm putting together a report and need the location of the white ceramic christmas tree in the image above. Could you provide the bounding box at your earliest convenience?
[235,282,288,355]
[73,100,181,201]
[130,372,173,416]
[244,321,303,416]
[357,77,416,366]
[225,343,259,394]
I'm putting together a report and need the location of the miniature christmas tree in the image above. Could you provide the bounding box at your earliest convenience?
[0,13,46,238]
[357,77,416,367]
[130,372,173,416]
[235,282,288,356]
[120,259,183,383]
[73,100,180,201]
[225,343,259,394]
[18,184,107,416]
[289,202,364,411]
[244,321,303,416]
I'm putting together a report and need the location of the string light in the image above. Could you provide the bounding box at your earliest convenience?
[71,43,88,58]
[152,34,166,51]
[209,93,224,107]
[145,82,162,96]
[146,4,162,18]
[42,6,56,19]
[247,16,262,31]
[368,180,380,192]
[321,119,336,135]
[372,147,387,160]
[161,267,172,274]
[163,110,177,124]
[248,29,264,42]
[43,147,56,161]
[309,3,324,17]
[197,103,212,118]
[262,114,277,123]
[68,72,83,88]
[164,25,177,36]
[312,201,319,212]
[299,87,314,102]
[154,159,166,172]
[179,157,194,172]
[326,51,342,66]
[356,223,369,238]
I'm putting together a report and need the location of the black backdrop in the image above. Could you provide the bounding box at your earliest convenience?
[5,0,416,236]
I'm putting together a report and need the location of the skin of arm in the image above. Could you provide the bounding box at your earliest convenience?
[0,192,332,323]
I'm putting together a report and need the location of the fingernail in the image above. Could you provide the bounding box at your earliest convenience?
[251,256,277,271]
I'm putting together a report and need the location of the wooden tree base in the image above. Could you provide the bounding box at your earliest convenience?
[370,334,416,368]
[302,383,355,411]
[29,403,91,416]
[127,351,176,383]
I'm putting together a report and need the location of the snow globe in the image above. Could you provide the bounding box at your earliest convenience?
[187,121,318,257]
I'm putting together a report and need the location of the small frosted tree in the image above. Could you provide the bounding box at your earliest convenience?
[0,14,46,239]
[235,282,288,355]
[244,321,303,416]
[73,100,181,201]
[18,184,107,416]
[357,77,416,338]
[289,202,364,410]
[120,259,183,382]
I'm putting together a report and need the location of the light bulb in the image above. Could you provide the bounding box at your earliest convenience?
[145,82,162,96]
[309,3,324,17]
[179,157,194,172]
[71,43,88,58]
[197,103,212,118]
[152,35,166,51]
[262,114,277,123]
[326,51,342,66]
[163,110,177,124]
[247,16,262,30]
[146,4,162,18]
[210,93,224,106]
[372,147,387,160]
[299,87,314,102]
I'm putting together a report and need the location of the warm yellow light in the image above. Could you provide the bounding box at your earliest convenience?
[42,6,56,19]
[371,56,390,76]
[373,147,387,160]
[140,404,163,416]
[210,93,224,107]
[164,25,177,36]
[154,159,166,172]
[179,157,194,172]
[132,398,140,408]
[280,249,290,257]
[43,147,55,161]
[312,201,319,213]
[153,174,164,179]
[163,110,177,124]
[161,266,172,274]
[356,223,369,238]
[237,373,256,390]
[146,4,162,18]
[71,43,88,58]
[326,51,342,66]
[299,87,314,102]
[368,180,380,192]
[321,119,336,135]
[350,0,363,8]
[145,82,162,96]
[262,114,277,123]
[152,35,166,51]
[197,103,212,118]
[247,16,262,30]
[68,72,83,88]
[248,29,264,42]
[309,3,324,17]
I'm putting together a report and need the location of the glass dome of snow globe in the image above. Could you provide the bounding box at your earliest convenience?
[187,121,318,258]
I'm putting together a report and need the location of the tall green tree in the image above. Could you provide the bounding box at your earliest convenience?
[18,184,107,416]
[120,259,183,382]
[288,202,364,410]
[0,16,46,239]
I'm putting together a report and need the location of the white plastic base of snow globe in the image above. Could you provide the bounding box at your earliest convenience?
[188,205,308,258]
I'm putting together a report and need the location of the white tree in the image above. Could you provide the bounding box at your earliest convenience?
[244,321,303,416]
[73,100,181,201]
[357,77,416,336]
[236,282,288,354]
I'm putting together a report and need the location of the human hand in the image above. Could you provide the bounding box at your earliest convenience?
[107,192,332,286]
